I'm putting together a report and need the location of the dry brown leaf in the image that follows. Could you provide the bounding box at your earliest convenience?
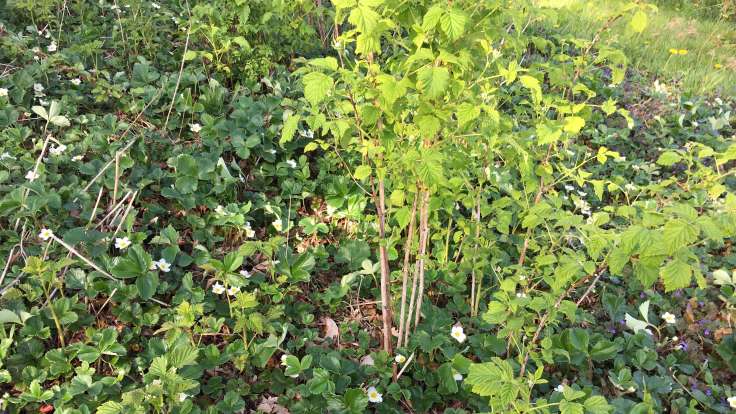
[257,396,290,414]
[360,355,375,366]
[323,317,339,340]
[714,327,733,342]
[685,300,696,325]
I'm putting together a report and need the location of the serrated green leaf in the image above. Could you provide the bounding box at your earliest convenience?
[457,103,481,127]
[96,401,124,414]
[441,8,467,40]
[662,219,699,254]
[302,72,333,107]
[354,165,371,180]
[417,66,449,99]
[661,259,692,292]
[656,151,681,166]
[564,116,585,133]
[560,401,584,414]
[520,75,542,102]
[280,113,301,145]
[32,105,49,120]
[584,395,611,414]
[421,6,443,32]
[537,122,563,145]
[625,313,648,334]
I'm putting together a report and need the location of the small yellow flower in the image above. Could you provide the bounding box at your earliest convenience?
[714,63,723,69]
[668,48,678,55]
[678,49,688,55]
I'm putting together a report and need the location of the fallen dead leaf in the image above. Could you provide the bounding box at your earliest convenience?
[360,355,375,366]
[323,317,339,341]
[257,396,290,414]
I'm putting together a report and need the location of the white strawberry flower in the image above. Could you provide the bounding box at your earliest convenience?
[239,269,251,278]
[178,393,187,402]
[227,286,239,296]
[555,384,565,393]
[451,325,466,343]
[661,312,676,324]
[115,237,131,249]
[280,354,288,366]
[728,396,736,409]
[47,41,57,52]
[453,373,463,381]
[211,282,225,295]
[49,144,67,156]
[151,2,161,8]
[71,78,81,86]
[156,258,171,273]
[272,220,283,232]
[286,159,297,169]
[366,386,382,403]
[38,228,54,241]
[25,170,40,181]
[394,354,406,364]
[0,88,8,97]
[189,123,202,133]
[244,222,255,238]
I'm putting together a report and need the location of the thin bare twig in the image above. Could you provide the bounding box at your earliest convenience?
[50,235,114,280]
[164,11,192,131]
[396,352,415,379]
[112,191,138,237]
[77,90,161,198]
[397,194,418,349]
[411,190,430,335]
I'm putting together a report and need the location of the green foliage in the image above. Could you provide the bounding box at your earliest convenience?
[0,0,734,413]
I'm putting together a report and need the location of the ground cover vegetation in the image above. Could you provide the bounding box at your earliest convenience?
[0,0,735,413]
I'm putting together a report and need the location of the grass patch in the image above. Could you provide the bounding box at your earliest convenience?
[540,0,736,96]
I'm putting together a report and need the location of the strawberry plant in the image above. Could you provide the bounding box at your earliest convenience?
[0,0,735,413]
